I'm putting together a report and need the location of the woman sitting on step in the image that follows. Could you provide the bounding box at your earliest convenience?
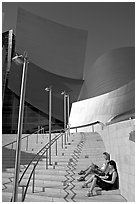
[77,152,110,182]
[85,160,119,197]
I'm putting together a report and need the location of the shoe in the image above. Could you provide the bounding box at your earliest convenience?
[78,170,85,175]
[77,176,85,181]
[86,191,93,197]
[82,183,88,188]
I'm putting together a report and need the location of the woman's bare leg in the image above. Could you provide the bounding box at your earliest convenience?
[85,174,95,184]
[82,174,95,187]
[82,166,93,179]
[89,177,97,192]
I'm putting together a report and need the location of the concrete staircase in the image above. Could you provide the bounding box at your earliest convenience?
[2,132,126,202]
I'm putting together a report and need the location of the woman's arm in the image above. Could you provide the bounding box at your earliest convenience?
[101,171,117,184]
[99,175,108,179]
[100,162,109,173]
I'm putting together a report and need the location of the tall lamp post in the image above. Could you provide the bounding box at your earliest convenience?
[12,52,29,202]
[66,94,70,138]
[61,91,67,145]
[45,86,52,165]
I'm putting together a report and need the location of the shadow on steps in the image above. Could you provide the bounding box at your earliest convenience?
[2,147,45,171]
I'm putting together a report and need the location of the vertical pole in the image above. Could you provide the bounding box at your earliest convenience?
[92,125,94,132]
[26,136,28,151]
[62,133,63,149]
[56,140,57,156]
[36,131,38,144]
[42,128,44,139]
[64,94,66,145]
[46,150,48,169]
[32,165,35,193]
[67,95,70,140]
[49,87,52,165]
[13,53,28,202]
[21,186,25,201]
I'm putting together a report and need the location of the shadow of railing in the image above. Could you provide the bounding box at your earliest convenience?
[2,127,46,149]
[2,147,44,171]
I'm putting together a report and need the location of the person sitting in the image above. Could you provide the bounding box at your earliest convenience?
[86,160,119,197]
[77,152,110,182]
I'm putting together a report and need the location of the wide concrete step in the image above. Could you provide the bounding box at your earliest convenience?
[3,168,67,178]
[3,179,65,196]
[2,191,62,202]
[3,182,123,202]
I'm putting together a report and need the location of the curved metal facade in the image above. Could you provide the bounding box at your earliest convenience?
[79,47,135,100]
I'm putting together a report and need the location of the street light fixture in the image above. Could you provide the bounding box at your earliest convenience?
[45,86,52,165]
[12,51,29,202]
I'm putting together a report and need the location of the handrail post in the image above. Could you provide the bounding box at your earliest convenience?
[46,150,48,169]
[26,136,28,151]
[21,186,25,201]
[32,164,35,193]
[67,94,70,140]
[12,143,13,149]
[92,125,94,132]
[56,140,57,156]
[62,133,63,149]
[42,128,44,139]
[64,93,67,145]
[36,131,38,144]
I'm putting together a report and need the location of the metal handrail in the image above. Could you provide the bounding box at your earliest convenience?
[69,120,102,129]
[21,132,63,201]
[3,120,103,148]
[2,127,46,148]
[7,120,103,201]
[15,121,104,201]
[18,131,62,183]
[10,130,63,201]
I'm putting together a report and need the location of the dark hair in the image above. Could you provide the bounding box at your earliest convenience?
[108,160,117,172]
[103,152,110,161]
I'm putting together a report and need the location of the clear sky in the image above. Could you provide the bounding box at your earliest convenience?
[2,2,135,78]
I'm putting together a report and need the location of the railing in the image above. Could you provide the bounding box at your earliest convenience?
[2,121,103,149]
[2,127,47,150]
[3,120,103,201]
[18,131,63,201]
[10,130,64,202]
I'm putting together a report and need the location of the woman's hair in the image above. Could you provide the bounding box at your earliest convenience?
[108,160,117,172]
[103,152,110,161]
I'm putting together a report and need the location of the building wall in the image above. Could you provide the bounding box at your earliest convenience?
[95,120,135,202]
[70,80,134,128]
[71,120,135,201]
[79,47,135,100]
